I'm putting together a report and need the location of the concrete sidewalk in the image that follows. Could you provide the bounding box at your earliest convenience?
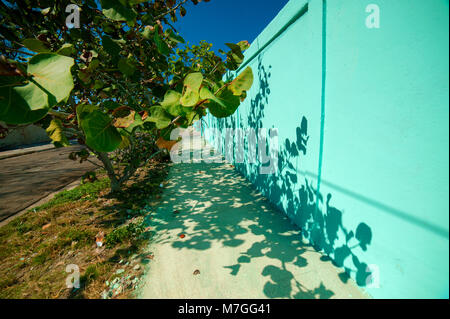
[139,133,369,299]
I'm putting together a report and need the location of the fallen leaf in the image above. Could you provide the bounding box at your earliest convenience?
[96,231,105,247]
[156,136,178,151]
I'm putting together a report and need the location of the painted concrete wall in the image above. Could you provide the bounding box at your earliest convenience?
[0,123,50,150]
[199,0,449,298]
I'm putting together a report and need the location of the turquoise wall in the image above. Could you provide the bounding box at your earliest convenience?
[200,0,449,298]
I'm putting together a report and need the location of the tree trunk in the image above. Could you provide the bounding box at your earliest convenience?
[96,151,121,193]
[110,178,121,193]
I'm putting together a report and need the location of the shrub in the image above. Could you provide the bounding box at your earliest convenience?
[104,222,145,247]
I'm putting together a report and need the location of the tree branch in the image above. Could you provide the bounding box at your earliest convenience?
[154,0,188,20]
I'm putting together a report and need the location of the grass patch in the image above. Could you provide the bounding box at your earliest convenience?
[0,160,169,299]
[105,221,145,247]
[34,178,110,211]
[81,264,100,284]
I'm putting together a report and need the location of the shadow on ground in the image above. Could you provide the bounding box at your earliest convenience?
[141,156,367,298]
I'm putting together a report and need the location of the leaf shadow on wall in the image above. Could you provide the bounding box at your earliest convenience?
[228,56,375,294]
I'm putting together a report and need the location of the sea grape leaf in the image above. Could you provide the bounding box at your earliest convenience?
[146,105,172,129]
[102,35,121,57]
[56,43,75,56]
[101,0,137,23]
[180,72,202,106]
[202,86,240,118]
[46,118,70,147]
[0,53,74,124]
[154,25,169,55]
[22,38,50,53]
[80,110,122,152]
[229,66,253,96]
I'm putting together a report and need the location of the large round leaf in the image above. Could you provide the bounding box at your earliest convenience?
[101,0,137,23]
[102,35,121,58]
[229,66,253,96]
[160,90,192,117]
[56,43,75,56]
[28,53,75,103]
[22,38,49,53]
[180,72,202,106]
[80,110,122,152]
[0,53,74,124]
[76,103,99,125]
[146,105,172,129]
[0,76,48,124]
[183,72,203,91]
[118,58,136,76]
[202,86,240,118]
[46,118,70,147]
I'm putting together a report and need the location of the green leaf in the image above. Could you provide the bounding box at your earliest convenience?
[229,66,253,96]
[41,7,51,15]
[101,0,137,23]
[0,76,45,124]
[199,86,216,100]
[118,58,136,76]
[0,53,74,124]
[203,86,240,118]
[102,35,121,57]
[237,40,251,51]
[160,90,182,108]
[76,103,98,127]
[160,90,183,116]
[123,111,144,134]
[77,69,91,84]
[56,43,75,56]
[154,26,170,56]
[180,89,199,107]
[141,26,153,40]
[180,72,202,106]
[94,79,104,89]
[183,72,203,90]
[118,134,131,149]
[103,100,119,110]
[146,105,172,129]
[160,90,189,116]
[28,53,74,103]
[225,42,245,69]
[166,29,185,44]
[226,42,244,60]
[22,38,49,53]
[46,118,70,147]
[80,110,122,152]
[114,110,135,128]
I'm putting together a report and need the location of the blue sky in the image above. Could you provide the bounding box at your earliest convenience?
[173,0,289,53]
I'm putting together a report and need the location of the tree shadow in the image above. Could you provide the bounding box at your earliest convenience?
[147,158,342,298]
[210,55,374,291]
[145,56,373,298]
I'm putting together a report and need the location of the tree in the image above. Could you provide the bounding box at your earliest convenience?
[0,0,253,192]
